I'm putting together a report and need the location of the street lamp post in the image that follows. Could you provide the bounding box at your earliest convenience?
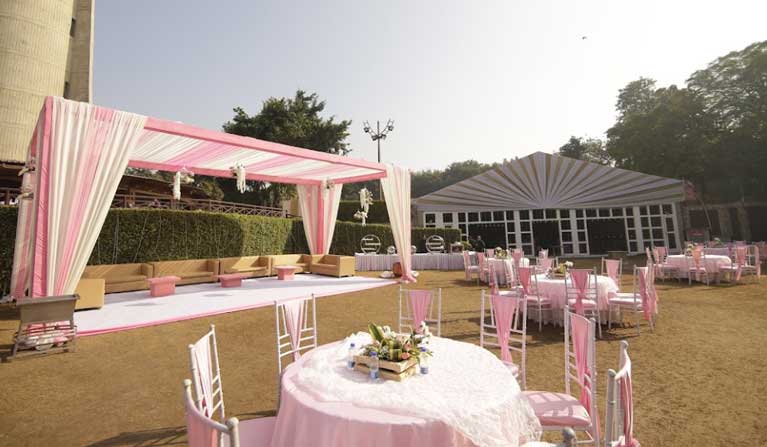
[363,119,394,163]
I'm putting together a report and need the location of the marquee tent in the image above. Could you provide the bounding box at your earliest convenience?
[414,151,685,256]
[11,97,414,299]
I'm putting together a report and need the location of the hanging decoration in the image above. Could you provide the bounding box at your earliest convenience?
[353,187,374,226]
[172,167,195,200]
[231,163,247,193]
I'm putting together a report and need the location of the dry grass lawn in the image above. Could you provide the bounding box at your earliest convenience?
[1,258,766,446]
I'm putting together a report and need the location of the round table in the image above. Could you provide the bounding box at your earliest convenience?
[533,274,618,311]
[665,254,732,279]
[270,334,541,447]
[487,258,531,285]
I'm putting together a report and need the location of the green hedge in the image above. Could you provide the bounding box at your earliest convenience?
[336,200,389,224]
[0,207,460,291]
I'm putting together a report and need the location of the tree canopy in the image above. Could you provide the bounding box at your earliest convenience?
[562,40,766,203]
[219,90,352,206]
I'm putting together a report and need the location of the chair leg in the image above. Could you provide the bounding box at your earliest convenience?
[538,304,543,332]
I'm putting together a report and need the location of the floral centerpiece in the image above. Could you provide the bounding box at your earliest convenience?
[354,322,433,381]
[709,237,723,248]
[494,246,508,259]
[685,243,696,255]
[551,261,573,277]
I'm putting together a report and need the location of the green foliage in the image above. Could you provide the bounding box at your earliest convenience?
[557,136,610,164]
[0,207,460,290]
[220,90,353,207]
[411,160,500,198]
[604,41,767,202]
[336,200,389,223]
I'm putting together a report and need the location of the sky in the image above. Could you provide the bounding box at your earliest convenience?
[94,0,767,172]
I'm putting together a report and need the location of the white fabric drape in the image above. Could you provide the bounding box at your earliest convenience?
[10,113,44,298]
[44,98,147,295]
[296,182,342,255]
[380,164,415,282]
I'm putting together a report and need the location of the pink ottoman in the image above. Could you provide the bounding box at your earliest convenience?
[217,273,247,288]
[147,276,181,297]
[276,266,298,281]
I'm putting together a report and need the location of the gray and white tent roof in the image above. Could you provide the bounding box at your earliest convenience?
[413,152,684,211]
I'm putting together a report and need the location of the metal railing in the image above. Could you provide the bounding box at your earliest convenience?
[0,188,292,218]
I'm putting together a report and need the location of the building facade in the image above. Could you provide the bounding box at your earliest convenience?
[0,0,94,164]
[413,152,686,256]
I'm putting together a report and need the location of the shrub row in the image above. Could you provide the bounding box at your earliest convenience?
[0,207,459,291]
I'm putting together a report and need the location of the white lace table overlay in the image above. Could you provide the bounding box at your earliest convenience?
[295,334,541,447]
[534,274,619,310]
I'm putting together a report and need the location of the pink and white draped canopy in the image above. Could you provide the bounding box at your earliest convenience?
[11,97,415,298]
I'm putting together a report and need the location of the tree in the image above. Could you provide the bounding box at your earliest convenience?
[221,90,352,206]
[412,160,500,198]
[557,136,610,164]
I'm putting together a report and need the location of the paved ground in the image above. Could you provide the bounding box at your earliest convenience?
[1,258,765,446]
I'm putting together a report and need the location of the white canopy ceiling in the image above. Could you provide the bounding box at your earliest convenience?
[414,152,685,211]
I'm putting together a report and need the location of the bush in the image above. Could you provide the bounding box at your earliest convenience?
[0,207,460,291]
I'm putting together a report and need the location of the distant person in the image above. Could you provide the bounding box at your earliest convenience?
[474,235,486,253]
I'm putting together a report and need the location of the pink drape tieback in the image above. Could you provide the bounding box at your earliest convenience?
[570,314,599,439]
[186,409,217,447]
[637,268,652,321]
[570,269,589,315]
[409,290,432,331]
[491,294,517,363]
[283,299,305,361]
[517,267,533,295]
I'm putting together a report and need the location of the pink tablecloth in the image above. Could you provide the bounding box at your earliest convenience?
[271,336,541,447]
[665,254,732,278]
[534,274,619,311]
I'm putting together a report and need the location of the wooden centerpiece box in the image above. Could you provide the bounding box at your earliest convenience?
[354,355,418,382]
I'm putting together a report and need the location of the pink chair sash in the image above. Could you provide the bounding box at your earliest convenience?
[409,290,432,332]
[655,246,667,263]
[282,299,305,361]
[490,294,517,363]
[192,337,214,417]
[637,268,653,321]
[517,267,533,295]
[538,257,553,271]
[186,407,218,447]
[462,251,472,280]
[734,246,747,281]
[617,361,638,447]
[477,253,487,282]
[511,249,523,270]
[487,262,499,294]
[570,313,599,438]
[692,249,703,270]
[570,269,590,315]
[538,249,548,259]
[605,259,620,283]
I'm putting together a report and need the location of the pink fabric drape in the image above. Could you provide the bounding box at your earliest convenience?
[512,249,523,271]
[186,408,218,447]
[570,269,590,315]
[380,164,415,283]
[192,337,214,417]
[491,294,517,363]
[409,290,432,332]
[283,299,305,361]
[605,259,620,283]
[518,267,533,295]
[637,268,652,321]
[617,360,638,447]
[570,313,599,439]
[296,181,342,255]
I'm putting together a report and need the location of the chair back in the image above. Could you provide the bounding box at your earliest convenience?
[605,341,637,447]
[537,257,554,273]
[399,287,442,336]
[501,259,515,286]
[644,247,653,264]
[538,249,549,259]
[275,295,317,375]
[655,246,668,263]
[183,379,240,447]
[564,308,599,439]
[517,266,539,297]
[487,260,500,293]
[480,289,527,388]
[511,249,524,269]
[601,258,622,285]
[565,268,597,315]
[687,248,706,271]
[189,325,226,421]
[462,251,473,280]
[485,249,495,258]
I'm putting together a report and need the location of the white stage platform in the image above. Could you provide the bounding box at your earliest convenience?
[75,275,395,336]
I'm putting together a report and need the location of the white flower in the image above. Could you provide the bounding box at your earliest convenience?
[565,261,574,268]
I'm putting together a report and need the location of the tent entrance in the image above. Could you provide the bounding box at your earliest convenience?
[532,221,561,256]
[468,222,506,249]
[586,219,627,254]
